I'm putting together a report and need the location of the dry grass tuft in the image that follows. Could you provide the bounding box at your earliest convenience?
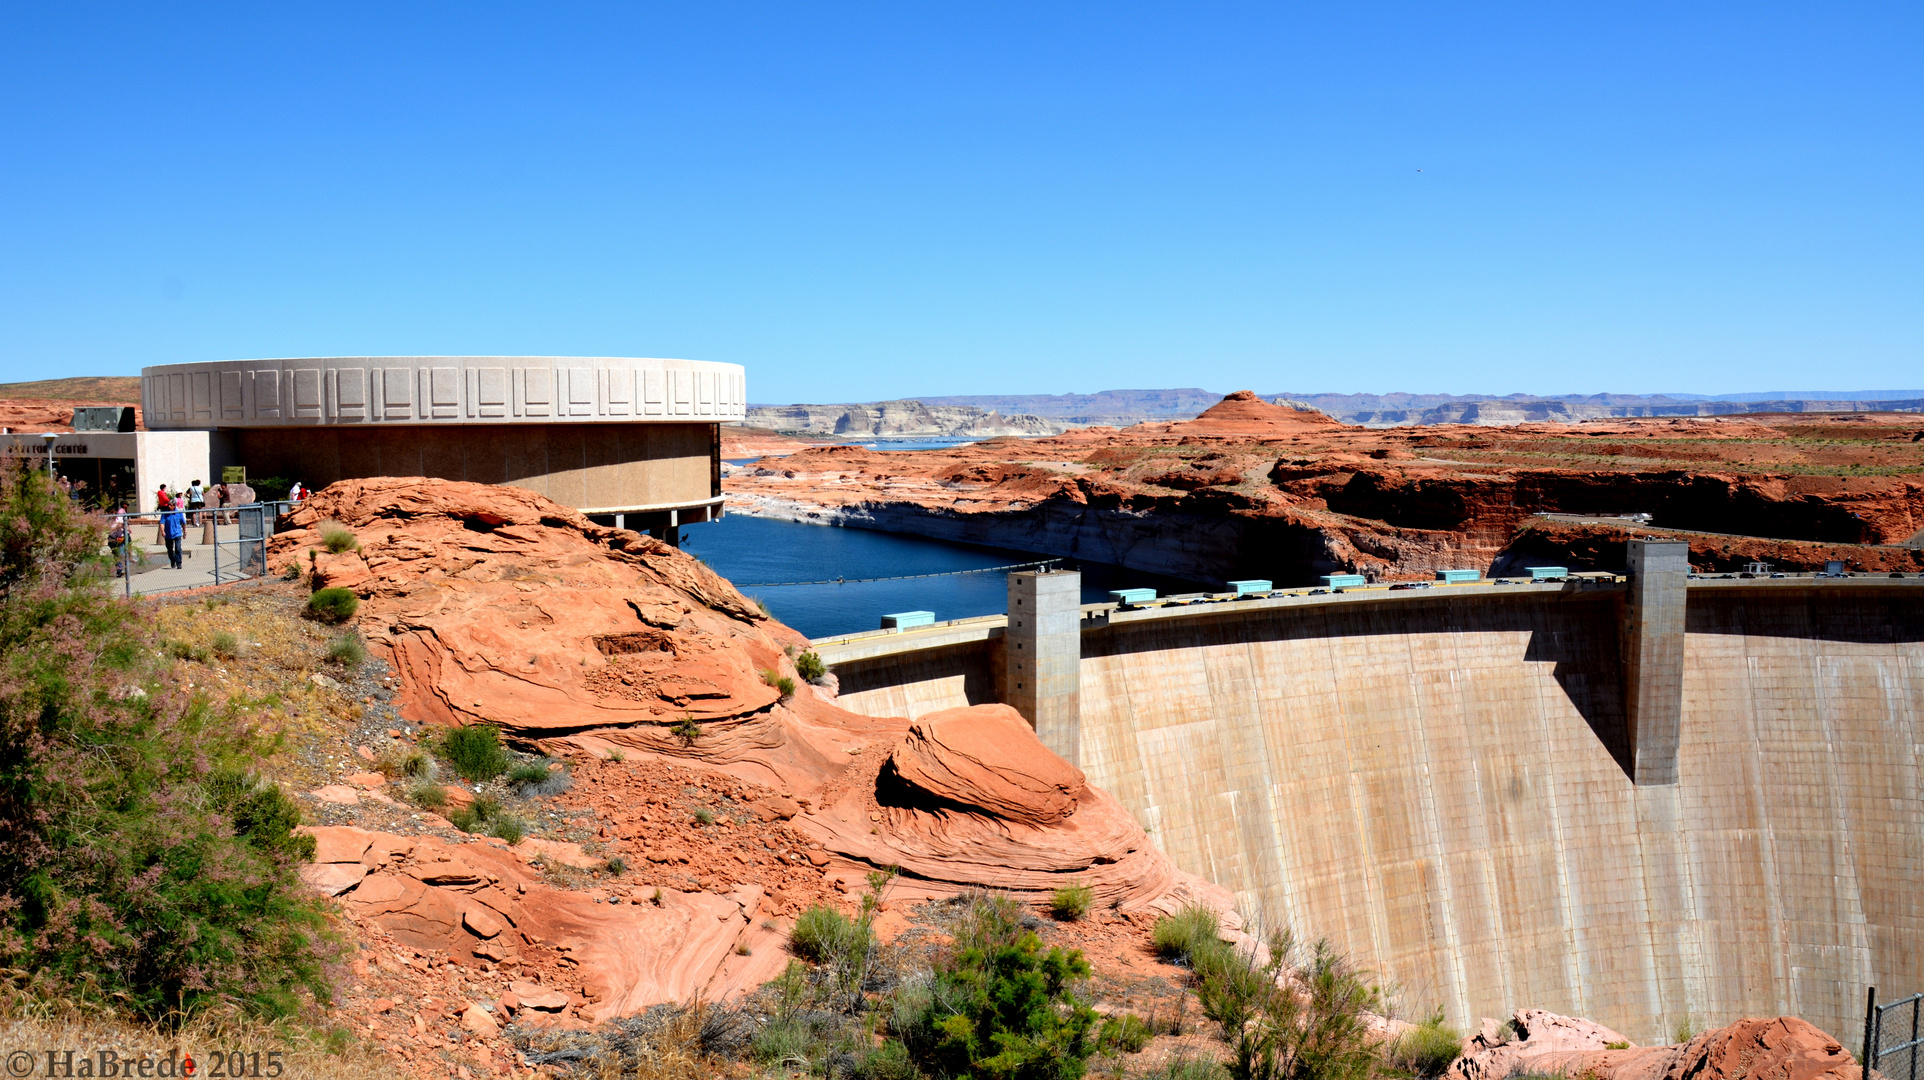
[0,981,388,1080]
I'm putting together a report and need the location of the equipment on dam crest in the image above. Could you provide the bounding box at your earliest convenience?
[880,610,936,629]
[1227,579,1272,594]
[1437,568,1481,583]
[1321,573,1367,588]
[1109,588,1157,605]
[1527,566,1570,581]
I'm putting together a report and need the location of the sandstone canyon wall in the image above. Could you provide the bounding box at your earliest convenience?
[828,585,1924,1045]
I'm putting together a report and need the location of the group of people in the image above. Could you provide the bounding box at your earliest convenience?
[102,479,310,575]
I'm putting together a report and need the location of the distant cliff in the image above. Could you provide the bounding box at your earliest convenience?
[744,399,1063,438]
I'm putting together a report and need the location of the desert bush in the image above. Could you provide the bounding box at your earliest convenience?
[164,638,211,663]
[671,715,702,745]
[487,813,527,845]
[381,746,438,781]
[1051,884,1094,921]
[211,630,239,658]
[1196,927,1382,1080]
[406,781,447,808]
[1147,1057,1230,1080]
[693,806,716,825]
[317,521,359,554]
[325,630,365,666]
[0,460,335,1019]
[1387,1011,1462,1076]
[605,857,626,875]
[509,759,572,796]
[760,668,796,700]
[790,905,872,965]
[280,562,302,581]
[897,892,1098,1079]
[306,587,358,624]
[1153,904,1223,961]
[795,649,827,682]
[1098,1012,1154,1054]
[439,724,509,781]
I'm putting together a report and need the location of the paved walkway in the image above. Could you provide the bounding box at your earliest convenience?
[118,522,270,596]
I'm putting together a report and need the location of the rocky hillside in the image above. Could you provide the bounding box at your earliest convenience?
[725,391,1924,585]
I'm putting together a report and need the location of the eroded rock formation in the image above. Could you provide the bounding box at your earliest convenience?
[724,391,1924,583]
[270,478,1235,1017]
[1449,1009,1864,1080]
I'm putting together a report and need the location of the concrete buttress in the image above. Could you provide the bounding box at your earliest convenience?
[1623,540,1689,785]
[1006,570,1082,764]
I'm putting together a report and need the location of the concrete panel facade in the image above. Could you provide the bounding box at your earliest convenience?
[1624,540,1690,784]
[233,423,715,514]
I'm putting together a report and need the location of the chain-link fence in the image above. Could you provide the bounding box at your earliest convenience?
[1864,987,1922,1080]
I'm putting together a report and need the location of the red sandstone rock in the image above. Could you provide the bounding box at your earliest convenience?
[722,393,1924,581]
[346,771,387,789]
[1448,1010,1863,1080]
[885,705,1085,826]
[311,784,362,805]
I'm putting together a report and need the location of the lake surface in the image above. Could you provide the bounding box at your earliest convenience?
[680,514,1206,640]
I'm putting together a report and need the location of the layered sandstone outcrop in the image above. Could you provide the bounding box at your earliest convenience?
[1448,1009,1864,1080]
[271,479,1231,928]
[724,391,1924,584]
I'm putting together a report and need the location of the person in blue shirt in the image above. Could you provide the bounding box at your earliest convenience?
[160,503,186,569]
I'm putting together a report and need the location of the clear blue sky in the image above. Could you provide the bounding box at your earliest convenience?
[2,4,1918,403]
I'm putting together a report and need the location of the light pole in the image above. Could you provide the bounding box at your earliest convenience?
[39,432,56,477]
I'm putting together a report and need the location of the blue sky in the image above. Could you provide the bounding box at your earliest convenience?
[1,4,1917,403]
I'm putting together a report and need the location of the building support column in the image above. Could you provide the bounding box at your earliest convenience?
[1006,569,1082,765]
[1623,539,1689,785]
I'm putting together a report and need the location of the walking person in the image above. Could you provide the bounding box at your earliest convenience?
[160,501,186,570]
[108,505,129,577]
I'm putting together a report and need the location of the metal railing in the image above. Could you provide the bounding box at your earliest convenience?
[109,501,298,596]
[1865,987,1922,1080]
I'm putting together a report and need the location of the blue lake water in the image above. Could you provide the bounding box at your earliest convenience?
[680,514,1207,640]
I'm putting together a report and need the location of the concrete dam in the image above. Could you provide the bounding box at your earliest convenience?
[812,543,1924,1043]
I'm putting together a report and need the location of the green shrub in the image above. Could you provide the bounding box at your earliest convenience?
[901,896,1098,1080]
[1152,903,1222,961]
[509,759,572,797]
[384,747,437,781]
[324,630,365,666]
[1098,1012,1154,1053]
[1604,1041,1631,1051]
[761,668,796,700]
[165,638,211,664]
[795,650,827,682]
[1196,927,1381,1080]
[693,806,716,825]
[1051,884,1094,921]
[448,795,505,834]
[439,724,509,781]
[407,781,447,809]
[0,460,334,1019]
[849,1040,920,1080]
[752,1018,816,1068]
[211,631,239,658]
[605,857,626,875]
[487,813,526,845]
[306,587,358,624]
[1147,1056,1228,1080]
[790,904,870,964]
[672,715,702,745]
[281,562,302,580]
[317,520,359,554]
[1387,1011,1463,1077]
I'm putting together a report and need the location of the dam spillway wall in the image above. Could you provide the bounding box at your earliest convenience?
[823,579,1924,1043]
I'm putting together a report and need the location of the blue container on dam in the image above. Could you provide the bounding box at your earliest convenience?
[1320,574,1367,589]
[1226,579,1273,595]
[1436,569,1481,584]
[1109,588,1158,605]
[880,610,936,629]
[1526,566,1569,581]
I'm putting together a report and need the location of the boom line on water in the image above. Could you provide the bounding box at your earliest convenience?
[734,558,1062,588]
